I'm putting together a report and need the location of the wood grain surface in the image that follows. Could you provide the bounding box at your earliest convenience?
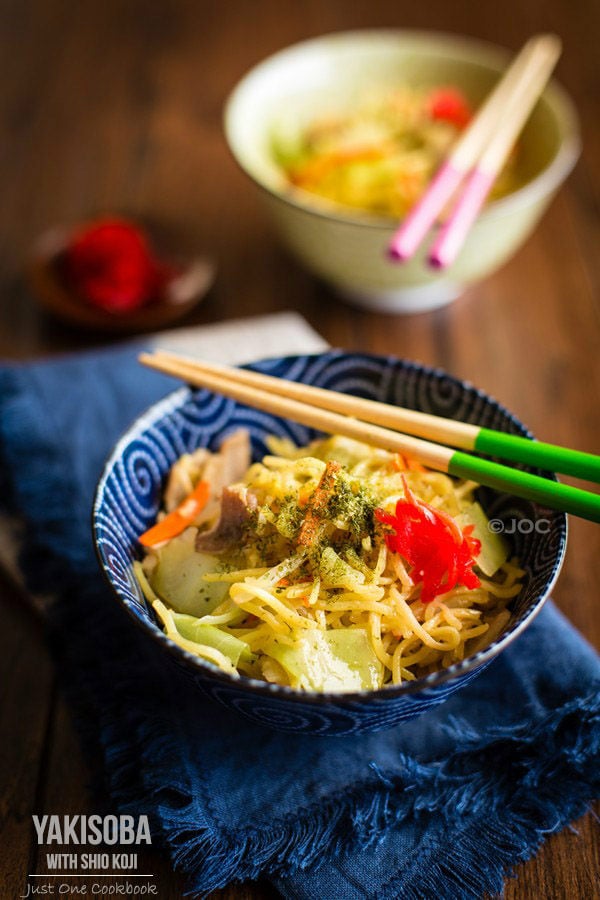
[0,1,598,898]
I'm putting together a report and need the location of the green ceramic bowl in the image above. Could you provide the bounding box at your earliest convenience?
[224,30,580,314]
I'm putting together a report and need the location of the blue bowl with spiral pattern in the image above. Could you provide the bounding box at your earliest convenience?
[93,351,567,735]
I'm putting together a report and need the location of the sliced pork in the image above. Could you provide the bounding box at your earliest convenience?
[195,486,257,552]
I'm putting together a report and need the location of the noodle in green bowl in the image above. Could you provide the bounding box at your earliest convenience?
[225,31,580,312]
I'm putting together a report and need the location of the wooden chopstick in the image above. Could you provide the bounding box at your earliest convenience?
[388,34,561,266]
[141,351,454,470]
[150,351,600,483]
[139,351,600,523]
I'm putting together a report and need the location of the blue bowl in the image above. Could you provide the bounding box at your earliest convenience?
[93,351,567,735]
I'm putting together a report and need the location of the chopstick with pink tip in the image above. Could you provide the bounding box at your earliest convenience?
[428,35,561,269]
[387,34,561,265]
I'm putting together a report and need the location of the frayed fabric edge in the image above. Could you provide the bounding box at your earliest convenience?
[1,367,599,900]
[86,642,599,899]
[14,556,600,900]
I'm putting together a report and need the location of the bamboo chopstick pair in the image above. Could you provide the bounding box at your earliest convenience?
[139,351,600,524]
[388,34,562,269]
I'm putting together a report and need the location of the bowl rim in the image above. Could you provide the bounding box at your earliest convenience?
[93,350,568,706]
[223,28,581,230]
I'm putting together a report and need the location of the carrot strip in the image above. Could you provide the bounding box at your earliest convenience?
[393,453,426,473]
[297,461,340,548]
[393,454,408,471]
[139,480,210,547]
[290,147,384,188]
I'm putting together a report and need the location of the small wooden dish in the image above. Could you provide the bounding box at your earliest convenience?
[29,225,216,334]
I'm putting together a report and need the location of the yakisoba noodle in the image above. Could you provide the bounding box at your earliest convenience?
[135,432,524,692]
[273,86,519,219]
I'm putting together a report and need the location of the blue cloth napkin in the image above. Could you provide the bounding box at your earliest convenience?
[1,344,599,900]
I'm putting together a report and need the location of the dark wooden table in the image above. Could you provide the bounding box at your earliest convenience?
[1,2,598,898]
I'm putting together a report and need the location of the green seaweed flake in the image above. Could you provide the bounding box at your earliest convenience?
[274,494,305,540]
[327,474,376,540]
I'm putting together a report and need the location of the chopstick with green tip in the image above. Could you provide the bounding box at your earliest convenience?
[139,351,600,524]
[147,350,600,482]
